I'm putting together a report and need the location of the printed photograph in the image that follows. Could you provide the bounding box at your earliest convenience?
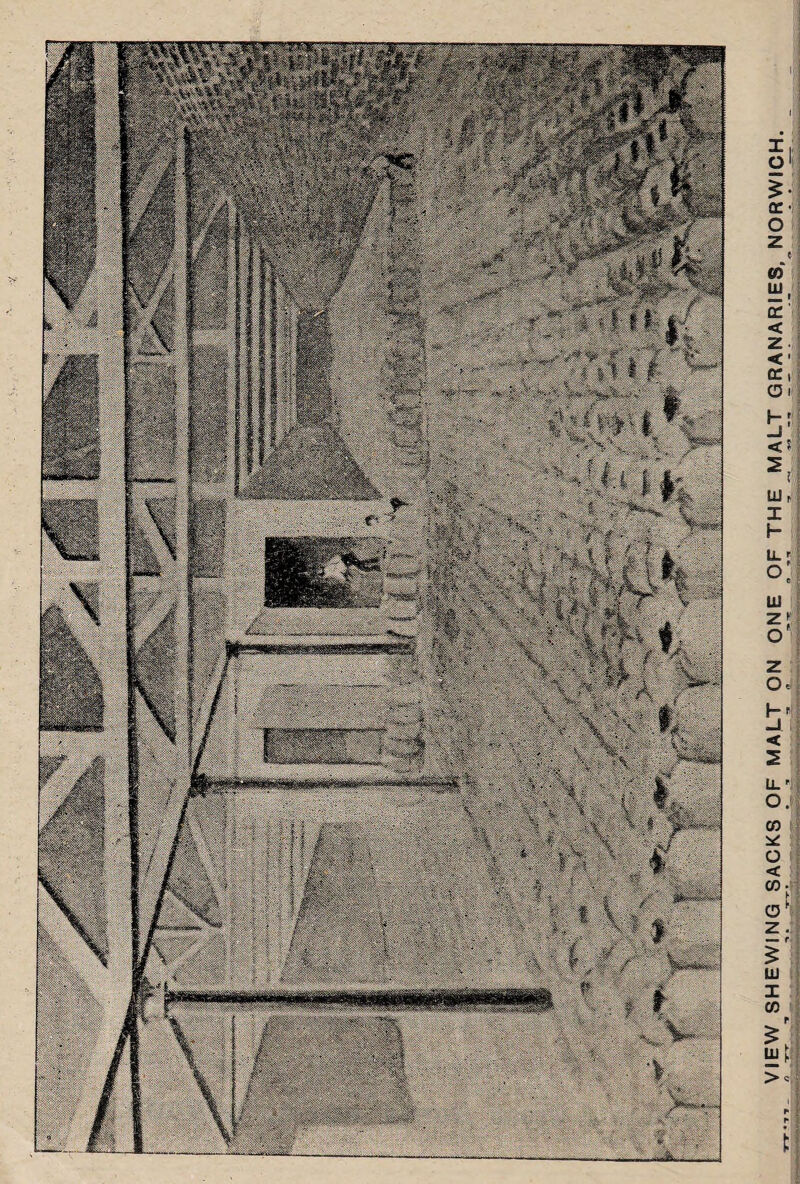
[38,41,723,1158]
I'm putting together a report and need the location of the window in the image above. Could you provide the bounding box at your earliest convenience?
[263,728,383,764]
[264,536,383,608]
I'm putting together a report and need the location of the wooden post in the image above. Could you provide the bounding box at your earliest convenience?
[250,246,262,476]
[289,303,298,431]
[274,280,286,445]
[261,256,273,465]
[268,267,278,450]
[237,229,250,488]
[224,198,239,774]
[174,125,193,807]
[284,294,293,434]
[66,42,135,1150]
[226,201,238,502]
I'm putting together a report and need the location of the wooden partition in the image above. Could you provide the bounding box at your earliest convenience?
[234,231,298,493]
[39,42,301,1152]
[40,42,136,1152]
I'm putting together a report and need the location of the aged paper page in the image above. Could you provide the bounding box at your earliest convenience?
[0,1,794,1181]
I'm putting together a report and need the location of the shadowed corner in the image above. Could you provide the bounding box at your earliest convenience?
[229,1015,414,1154]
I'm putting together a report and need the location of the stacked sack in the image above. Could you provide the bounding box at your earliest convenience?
[414,46,722,1158]
[540,52,722,1160]
[382,160,429,487]
[380,505,426,775]
[377,159,429,778]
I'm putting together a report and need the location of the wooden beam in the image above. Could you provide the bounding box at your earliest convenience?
[127,137,173,231]
[44,277,70,331]
[41,529,100,595]
[249,246,262,476]
[191,647,228,769]
[66,42,135,1150]
[274,280,286,445]
[43,137,172,402]
[287,302,298,432]
[130,497,175,578]
[39,743,101,831]
[139,775,190,949]
[193,328,226,348]
[284,291,294,435]
[129,479,175,497]
[42,478,98,500]
[46,42,71,85]
[128,192,225,358]
[38,882,109,1004]
[113,1041,136,1152]
[44,326,98,355]
[237,228,250,489]
[173,124,193,803]
[136,689,176,784]
[192,480,228,499]
[40,730,103,760]
[268,269,278,450]
[90,34,132,991]
[132,126,198,991]
[134,585,175,652]
[260,256,273,464]
[225,201,238,503]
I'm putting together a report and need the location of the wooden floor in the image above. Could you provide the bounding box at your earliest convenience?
[140,791,614,1156]
[286,797,534,987]
[293,1011,613,1158]
[279,798,612,1158]
[236,794,611,1156]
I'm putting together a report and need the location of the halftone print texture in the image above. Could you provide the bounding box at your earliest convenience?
[38,42,721,1159]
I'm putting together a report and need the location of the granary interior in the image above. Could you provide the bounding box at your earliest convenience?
[39,42,723,1158]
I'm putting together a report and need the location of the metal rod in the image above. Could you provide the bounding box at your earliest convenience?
[165,985,553,1016]
[201,777,458,793]
[231,637,413,655]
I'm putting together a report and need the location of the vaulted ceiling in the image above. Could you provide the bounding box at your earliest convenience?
[145,43,440,311]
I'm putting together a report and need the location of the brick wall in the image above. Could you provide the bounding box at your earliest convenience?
[412,46,722,1159]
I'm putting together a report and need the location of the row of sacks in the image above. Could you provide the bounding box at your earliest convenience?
[383,168,428,475]
[517,505,718,595]
[528,301,723,398]
[453,630,709,1041]
[558,91,720,219]
[544,439,721,527]
[425,222,697,319]
[557,224,713,306]
[529,336,721,405]
[521,55,720,188]
[528,770,719,1157]
[379,172,427,775]
[614,671,721,767]
[544,851,720,1007]
[623,503,721,1148]
[514,597,719,773]
[538,777,721,1155]
[527,521,720,1147]
[448,210,715,325]
[551,371,721,459]
[533,240,722,360]
[522,140,720,271]
[380,504,426,776]
[380,650,425,777]
[518,110,688,239]
[650,790,721,1154]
